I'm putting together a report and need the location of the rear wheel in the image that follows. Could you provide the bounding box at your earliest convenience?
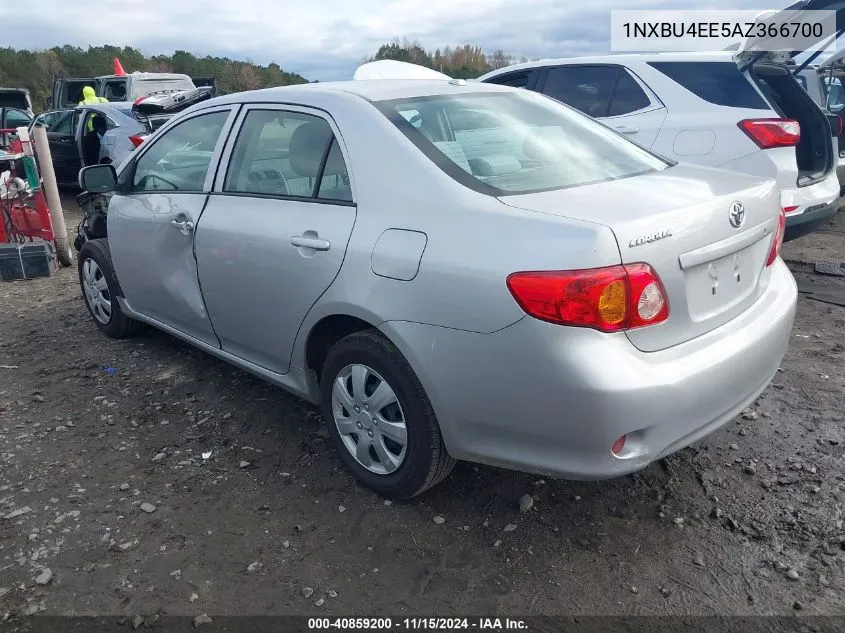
[78,239,139,338]
[320,330,455,499]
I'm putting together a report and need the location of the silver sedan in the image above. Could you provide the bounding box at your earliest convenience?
[75,78,797,498]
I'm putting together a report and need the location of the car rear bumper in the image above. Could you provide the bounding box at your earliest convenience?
[380,259,797,480]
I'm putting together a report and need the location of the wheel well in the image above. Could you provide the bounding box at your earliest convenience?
[305,315,377,383]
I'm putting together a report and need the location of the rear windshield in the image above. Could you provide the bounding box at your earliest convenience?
[375,90,669,196]
[648,61,770,110]
[0,91,29,110]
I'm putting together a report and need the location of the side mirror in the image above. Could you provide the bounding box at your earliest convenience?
[79,164,117,192]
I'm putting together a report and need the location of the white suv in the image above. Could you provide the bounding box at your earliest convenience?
[478,51,841,240]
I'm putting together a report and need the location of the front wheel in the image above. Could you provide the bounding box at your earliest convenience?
[78,239,139,338]
[320,331,456,499]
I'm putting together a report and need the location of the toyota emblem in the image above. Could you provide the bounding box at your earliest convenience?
[729,201,745,229]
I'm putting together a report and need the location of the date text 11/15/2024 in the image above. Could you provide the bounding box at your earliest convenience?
[307,617,529,631]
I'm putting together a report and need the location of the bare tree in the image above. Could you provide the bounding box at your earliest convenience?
[230,62,261,92]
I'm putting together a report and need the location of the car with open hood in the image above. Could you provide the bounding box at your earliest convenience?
[73,73,796,498]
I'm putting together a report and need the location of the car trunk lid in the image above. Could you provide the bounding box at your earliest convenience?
[498,164,781,352]
[0,89,31,111]
[733,0,845,69]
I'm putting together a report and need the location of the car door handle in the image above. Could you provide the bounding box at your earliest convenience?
[616,126,639,135]
[59,137,74,143]
[290,235,330,251]
[170,218,195,234]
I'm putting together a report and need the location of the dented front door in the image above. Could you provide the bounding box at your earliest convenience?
[107,107,238,347]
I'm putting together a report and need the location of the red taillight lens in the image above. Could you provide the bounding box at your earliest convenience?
[738,118,801,149]
[766,207,787,267]
[506,263,670,332]
[133,96,147,105]
[128,135,145,148]
[611,435,627,456]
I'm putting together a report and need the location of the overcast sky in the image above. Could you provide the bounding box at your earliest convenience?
[0,1,810,80]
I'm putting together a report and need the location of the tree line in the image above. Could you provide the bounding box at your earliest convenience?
[0,40,530,113]
[366,39,536,79]
[0,45,309,112]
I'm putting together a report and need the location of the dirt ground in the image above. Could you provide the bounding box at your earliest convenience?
[0,196,844,620]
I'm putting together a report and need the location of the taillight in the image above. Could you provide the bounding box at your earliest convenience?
[738,118,801,149]
[506,263,670,332]
[128,135,145,148]
[134,96,147,105]
[766,207,787,267]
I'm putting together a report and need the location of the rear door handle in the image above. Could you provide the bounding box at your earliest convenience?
[290,235,331,251]
[616,126,639,135]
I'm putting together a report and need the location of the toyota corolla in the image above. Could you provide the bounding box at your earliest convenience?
[75,77,797,498]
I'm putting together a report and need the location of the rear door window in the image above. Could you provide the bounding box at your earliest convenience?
[49,112,76,135]
[224,109,353,203]
[541,66,618,117]
[648,61,769,109]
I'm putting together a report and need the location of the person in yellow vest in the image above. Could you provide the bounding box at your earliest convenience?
[79,86,109,131]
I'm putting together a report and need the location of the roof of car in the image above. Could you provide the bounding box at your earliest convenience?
[477,51,737,79]
[205,79,515,106]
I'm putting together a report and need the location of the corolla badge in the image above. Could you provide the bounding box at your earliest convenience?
[629,229,672,248]
[729,201,746,229]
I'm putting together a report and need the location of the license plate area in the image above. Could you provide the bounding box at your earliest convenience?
[683,236,769,323]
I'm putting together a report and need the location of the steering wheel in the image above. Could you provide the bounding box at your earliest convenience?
[136,174,179,190]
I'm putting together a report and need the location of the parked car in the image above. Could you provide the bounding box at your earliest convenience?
[478,49,841,241]
[29,103,157,186]
[74,78,797,498]
[0,87,33,115]
[0,88,34,148]
[31,89,214,186]
[50,72,201,109]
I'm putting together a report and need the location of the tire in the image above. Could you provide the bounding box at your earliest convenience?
[78,238,140,338]
[320,330,456,499]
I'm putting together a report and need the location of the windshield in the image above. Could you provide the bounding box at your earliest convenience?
[375,90,670,196]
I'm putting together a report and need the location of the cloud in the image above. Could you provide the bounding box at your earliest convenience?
[0,0,799,80]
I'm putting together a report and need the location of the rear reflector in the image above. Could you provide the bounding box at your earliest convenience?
[506,263,670,332]
[738,118,801,149]
[766,207,787,267]
[128,135,145,148]
[611,436,627,456]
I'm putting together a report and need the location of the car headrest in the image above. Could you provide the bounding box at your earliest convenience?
[289,121,333,177]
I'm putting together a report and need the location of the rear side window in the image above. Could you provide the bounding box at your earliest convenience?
[648,62,769,109]
[608,71,652,116]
